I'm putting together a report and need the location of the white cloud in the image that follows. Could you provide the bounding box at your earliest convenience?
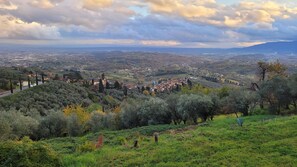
[0,15,60,39]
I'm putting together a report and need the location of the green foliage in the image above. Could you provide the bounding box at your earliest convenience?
[0,110,39,140]
[166,94,183,125]
[120,99,141,129]
[0,137,61,167]
[259,77,291,114]
[37,111,67,139]
[67,114,84,137]
[138,98,171,126]
[47,115,297,167]
[225,89,256,116]
[181,84,212,94]
[177,94,213,123]
[0,81,92,116]
[76,141,96,153]
[87,111,106,132]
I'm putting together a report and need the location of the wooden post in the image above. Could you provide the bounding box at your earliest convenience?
[10,79,13,94]
[154,133,159,143]
[133,140,138,148]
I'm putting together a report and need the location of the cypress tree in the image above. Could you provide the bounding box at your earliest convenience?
[10,79,13,94]
[28,76,31,88]
[123,86,128,96]
[19,78,22,91]
[106,81,110,89]
[41,74,45,83]
[99,79,104,93]
[35,72,38,86]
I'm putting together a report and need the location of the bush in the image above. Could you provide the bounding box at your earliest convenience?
[76,141,96,153]
[37,111,67,139]
[67,114,83,137]
[120,99,141,129]
[0,110,39,140]
[87,111,106,132]
[0,137,61,167]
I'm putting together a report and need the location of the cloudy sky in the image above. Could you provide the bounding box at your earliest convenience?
[1,0,297,48]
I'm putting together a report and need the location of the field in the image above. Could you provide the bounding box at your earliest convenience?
[45,115,297,167]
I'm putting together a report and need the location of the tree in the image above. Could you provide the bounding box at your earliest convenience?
[120,99,141,129]
[166,94,182,124]
[177,94,213,124]
[114,81,121,89]
[259,77,291,114]
[123,85,128,96]
[187,79,193,89]
[106,80,110,89]
[257,61,269,81]
[38,111,67,138]
[226,89,254,116]
[35,72,38,85]
[268,60,287,79]
[53,74,60,80]
[99,79,104,93]
[288,74,297,109]
[138,98,171,126]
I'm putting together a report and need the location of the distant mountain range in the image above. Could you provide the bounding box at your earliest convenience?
[1,41,296,55]
[230,41,297,54]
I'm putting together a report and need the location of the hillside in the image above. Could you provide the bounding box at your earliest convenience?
[44,115,297,166]
[0,81,94,115]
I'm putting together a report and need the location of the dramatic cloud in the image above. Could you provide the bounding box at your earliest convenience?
[0,0,18,10]
[29,0,64,9]
[0,15,60,39]
[1,0,297,47]
[82,0,113,11]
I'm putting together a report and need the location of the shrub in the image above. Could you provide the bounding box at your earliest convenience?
[120,99,141,129]
[76,141,96,153]
[67,114,83,137]
[0,137,61,167]
[0,110,39,140]
[87,111,106,132]
[138,98,171,126]
[37,111,67,139]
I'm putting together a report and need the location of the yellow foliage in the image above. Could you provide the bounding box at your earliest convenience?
[63,105,90,124]
[113,106,121,113]
[143,90,150,96]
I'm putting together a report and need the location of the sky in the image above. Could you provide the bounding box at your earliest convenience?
[1,0,297,48]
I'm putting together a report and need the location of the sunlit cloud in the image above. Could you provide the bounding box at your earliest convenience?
[1,0,297,47]
[0,0,18,10]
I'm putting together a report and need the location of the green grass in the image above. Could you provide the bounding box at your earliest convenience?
[45,115,297,167]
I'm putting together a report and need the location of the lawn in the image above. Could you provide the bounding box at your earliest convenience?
[45,115,297,167]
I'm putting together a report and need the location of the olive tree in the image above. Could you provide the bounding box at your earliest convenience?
[120,99,141,129]
[166,94,183,124]
[138,98,171,126]
[177,94,213,124]
[226,89,256,116]
[259,77,291,114]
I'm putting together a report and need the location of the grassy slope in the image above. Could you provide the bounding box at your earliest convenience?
[46,115,297,167]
